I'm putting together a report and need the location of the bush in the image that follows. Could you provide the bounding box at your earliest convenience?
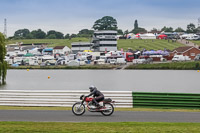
[195,62,200,70]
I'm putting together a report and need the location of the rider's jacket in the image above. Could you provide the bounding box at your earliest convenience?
[87,88,104,97]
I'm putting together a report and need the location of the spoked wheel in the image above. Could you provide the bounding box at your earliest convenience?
[101,103,114,116]
[72,102,85,116]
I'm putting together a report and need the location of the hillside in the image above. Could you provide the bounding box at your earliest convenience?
[118,39,184,51]
[6,38,184,51]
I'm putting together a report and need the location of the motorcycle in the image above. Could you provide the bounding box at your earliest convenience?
[72,95,115,116]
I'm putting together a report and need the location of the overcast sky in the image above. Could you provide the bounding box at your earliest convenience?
[0,0,199,37]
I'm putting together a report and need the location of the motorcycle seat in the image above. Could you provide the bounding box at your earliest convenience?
[103,98,112,102]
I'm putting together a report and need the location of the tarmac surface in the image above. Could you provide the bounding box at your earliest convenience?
[1,110,200,123]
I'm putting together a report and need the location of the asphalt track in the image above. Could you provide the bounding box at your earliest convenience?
[1,110,200,123]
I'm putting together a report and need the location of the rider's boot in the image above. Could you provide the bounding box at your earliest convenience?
[96,103,102,109]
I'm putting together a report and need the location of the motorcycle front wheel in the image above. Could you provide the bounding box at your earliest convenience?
[101,103,114,116]
[72,102,85,116]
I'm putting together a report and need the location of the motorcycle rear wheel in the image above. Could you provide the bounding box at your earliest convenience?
[101,103,114,116]
[72,102,85,116]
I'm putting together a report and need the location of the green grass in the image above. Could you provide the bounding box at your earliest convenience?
[118,39,184,51]
[8,61,200,70]
[6,38,90,48]
[1,106,200,112]
[191,40,200,46]
[0,121,200,133]
[126,61,200,70]
[6,38,184,51]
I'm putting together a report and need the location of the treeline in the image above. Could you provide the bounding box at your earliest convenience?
[9,29,95,40]
[9,16,200,40]
[125,20,200,34]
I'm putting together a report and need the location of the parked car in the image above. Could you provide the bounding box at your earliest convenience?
[67,60,80,66]
[132,58,146,64]
[194,54,200,61]
[116,58,126,65]
[109,59,117,65]
[145,58,153,64]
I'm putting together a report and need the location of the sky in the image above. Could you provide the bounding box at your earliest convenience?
[0,0,200,37]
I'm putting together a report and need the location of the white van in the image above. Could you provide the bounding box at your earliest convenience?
[116,58,126,64]
[186,34,200,40]
[172,55,191,62]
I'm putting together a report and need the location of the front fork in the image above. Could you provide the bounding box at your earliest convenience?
[77,100,84,109]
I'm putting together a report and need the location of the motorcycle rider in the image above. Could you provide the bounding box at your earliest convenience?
[86,85,104,108]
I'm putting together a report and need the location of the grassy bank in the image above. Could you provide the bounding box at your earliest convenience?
[8,65,117,70]
[6,38,184,51]
[126,61,200,70]
[0,121,200,133]
[6,38,90,48]
[8,61,200,70]
[118,39,184,51]
[191,40,200,46]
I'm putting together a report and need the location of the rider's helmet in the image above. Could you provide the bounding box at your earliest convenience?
[89,85,95,92]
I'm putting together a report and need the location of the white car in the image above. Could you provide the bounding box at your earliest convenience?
[132,58,146,64]
[116,58,126,64]
[110,59,117,65]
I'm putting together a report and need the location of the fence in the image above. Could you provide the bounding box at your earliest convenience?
[1,90,200,109]
[133,92,200,109]
[0,90,133,108]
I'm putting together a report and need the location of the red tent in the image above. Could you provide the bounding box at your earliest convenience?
[158,34,167,39]
[135,33,140,38]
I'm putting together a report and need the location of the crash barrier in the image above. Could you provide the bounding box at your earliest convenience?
[0,90,133,108]
[133,92,200,109]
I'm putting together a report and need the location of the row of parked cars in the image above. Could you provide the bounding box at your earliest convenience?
[132,57,153,64]
[132,54,200,64]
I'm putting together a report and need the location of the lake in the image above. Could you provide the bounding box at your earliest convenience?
[0,70,200,93]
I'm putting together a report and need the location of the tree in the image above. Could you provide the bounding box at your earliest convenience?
[134,20,138,29]
[124,30,129,35]
[0,33,7,85]
[14,29,30,39]
[77,29,94,38]
[47,34,56,39]
[161,26,167,32]
[186,23,197,33]
[161,26,173,32]
[64,34,70,39]
[151,28,159,33]
[70,34,77,38]
[131,20,147,34]
[117,29,123,35]
[174,27,185,32]
[197,26,200,33]
[132,28,147,34]
[93,16,118,30]
[47,30,64,39]
[31,29,46,39]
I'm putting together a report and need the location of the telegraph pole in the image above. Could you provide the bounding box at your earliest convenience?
[3,18,7,38]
